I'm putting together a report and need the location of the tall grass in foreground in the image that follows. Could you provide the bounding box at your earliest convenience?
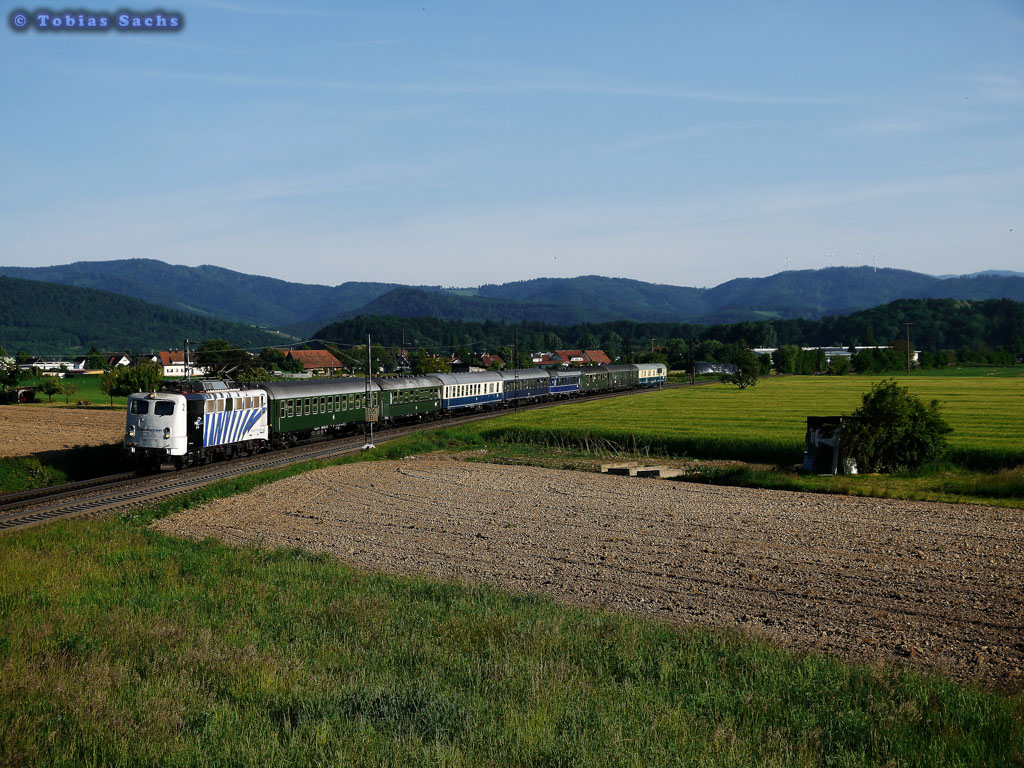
[1,516,1020,767]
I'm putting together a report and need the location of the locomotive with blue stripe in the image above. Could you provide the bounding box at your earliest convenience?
[124,362,666,469]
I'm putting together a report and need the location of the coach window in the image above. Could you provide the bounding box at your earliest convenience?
[304,398,310,415]
[335,395,340,410]
[320,396,326,411]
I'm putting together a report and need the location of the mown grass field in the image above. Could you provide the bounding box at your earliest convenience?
[1,444,1021,768]
[478,371,1024,471]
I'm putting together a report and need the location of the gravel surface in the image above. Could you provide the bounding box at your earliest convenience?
[0,405,124,457]
[154,455,1024,689]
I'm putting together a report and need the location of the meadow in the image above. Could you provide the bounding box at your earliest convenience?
[1,402,1021,765]
[478,371,1024,471]
[18,374,128,407]
[0,449,1020,767]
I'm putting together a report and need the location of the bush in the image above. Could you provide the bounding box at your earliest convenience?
[845,379,952,473]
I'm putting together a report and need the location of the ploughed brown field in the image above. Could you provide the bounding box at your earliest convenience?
[0,405,124,457]
[154,456,1024,690]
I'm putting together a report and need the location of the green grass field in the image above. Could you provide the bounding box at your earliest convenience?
[1,490,1019,767]
[479,372,1024,471]
[16,374,127,408]
[1,415,1021,765]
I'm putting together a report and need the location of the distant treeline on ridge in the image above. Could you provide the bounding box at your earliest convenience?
[316,298,1024,360]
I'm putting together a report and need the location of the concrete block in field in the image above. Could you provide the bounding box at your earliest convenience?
[602,463,633,475]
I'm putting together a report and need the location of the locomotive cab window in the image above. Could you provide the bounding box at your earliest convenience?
[129,400,149,415]
[154,401,175,416]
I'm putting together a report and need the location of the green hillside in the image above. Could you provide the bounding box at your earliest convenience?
[4,259,1024,330]
[0,276,294,355]
[0,259,397,328]
[346,286,612,326]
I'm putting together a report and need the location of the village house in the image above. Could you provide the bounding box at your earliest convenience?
[158,350,210,378]
[282,348,344,375]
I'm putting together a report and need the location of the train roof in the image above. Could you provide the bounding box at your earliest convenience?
[374,375,441,391]
[430,371,503,385]
[603,364,637,373]
[257,379,379,398]
[496,369,550,382]
[548,369,582,378]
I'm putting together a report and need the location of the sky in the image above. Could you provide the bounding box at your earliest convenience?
[1,1,1022,288]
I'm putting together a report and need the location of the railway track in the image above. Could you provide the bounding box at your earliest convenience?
[0,382,691,533]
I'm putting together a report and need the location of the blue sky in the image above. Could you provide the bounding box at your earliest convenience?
[2,1,1021,287]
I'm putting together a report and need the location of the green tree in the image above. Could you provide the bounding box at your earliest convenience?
[410,350,450,375]
[828,356,851,375]
[0,356,22,393]
[719,342,760,389]
[121,360,163,394]
[38,377,62,403]
[99,369,119,405]
[195,339,251,375]
[844,380,952,473]
[59,379,78,404]
[85,346,108,370]
[235,366,271,384]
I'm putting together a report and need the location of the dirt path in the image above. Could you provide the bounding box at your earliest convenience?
[153,456,1024,689]
[0,405,124,457]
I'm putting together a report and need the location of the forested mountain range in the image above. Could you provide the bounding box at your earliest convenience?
[0,276,292,356]
[3,259,1024,332]
[0,259,396,328]
[316,298,1024,358]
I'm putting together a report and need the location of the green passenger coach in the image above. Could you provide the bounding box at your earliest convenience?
[258,379,382,446]
[376,376,442,423]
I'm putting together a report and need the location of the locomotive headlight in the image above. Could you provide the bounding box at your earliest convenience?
[163,427,171,439]
[128,426,135,437]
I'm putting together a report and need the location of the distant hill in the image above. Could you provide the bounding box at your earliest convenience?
[0,276,293,356]
[3,259,1024,330]
[0,259,397,328]
[346,286,614,326]
[475,276,711,320]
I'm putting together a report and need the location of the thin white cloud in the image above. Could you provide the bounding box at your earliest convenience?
[852,119,928,135]
[82,65,843,106]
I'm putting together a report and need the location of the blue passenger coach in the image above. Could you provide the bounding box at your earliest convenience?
[548,369,581,396]
[498,369,550,403]
[433,372,503,411]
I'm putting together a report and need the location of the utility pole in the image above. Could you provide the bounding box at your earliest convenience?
[183,339,191,380]
[364,334,375,449]
[513,328,519,412]
[903,322,912,374]
[688,338,696,385]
